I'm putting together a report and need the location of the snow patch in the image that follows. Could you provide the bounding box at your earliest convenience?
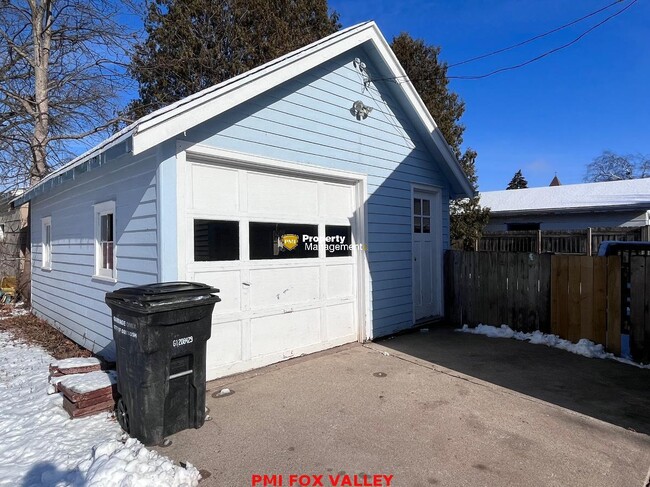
[0,306,29,320]
[0,331,201,486]
[81,438,200,486]
[50,370,117,394]
[50,356,102,369]
[456,324,650,369]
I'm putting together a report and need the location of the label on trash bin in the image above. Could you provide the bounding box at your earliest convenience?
[173,336,193,347]
[113,317,137,339]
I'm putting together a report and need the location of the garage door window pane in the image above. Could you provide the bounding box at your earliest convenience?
[249,222,318,260]
[194,220,239,261]
[325,225,352,257]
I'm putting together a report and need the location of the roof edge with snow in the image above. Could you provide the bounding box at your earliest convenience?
[15,21,473,207]
[480,178,650,215]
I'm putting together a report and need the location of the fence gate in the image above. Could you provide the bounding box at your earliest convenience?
[549,255,621,355]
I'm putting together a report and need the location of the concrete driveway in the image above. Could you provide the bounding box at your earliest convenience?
[158,326,650,487]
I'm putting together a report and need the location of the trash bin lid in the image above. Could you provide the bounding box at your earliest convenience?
[106,282,219,305]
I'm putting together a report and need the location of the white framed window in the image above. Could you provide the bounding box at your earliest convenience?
[94,201,116,280]
[41,217,52,270]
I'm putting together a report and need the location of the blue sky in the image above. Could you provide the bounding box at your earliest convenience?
[328,0,650,191]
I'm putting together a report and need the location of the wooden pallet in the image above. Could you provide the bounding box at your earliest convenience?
[49,362,103,377]
[62,395,115,418]
[52,369,118,419]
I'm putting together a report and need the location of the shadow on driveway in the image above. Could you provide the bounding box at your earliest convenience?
[377,324,650,435]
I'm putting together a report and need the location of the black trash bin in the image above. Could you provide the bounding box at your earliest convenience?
[105,282,220,446]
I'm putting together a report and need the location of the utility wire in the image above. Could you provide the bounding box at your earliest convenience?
[450,0,638,80]
[373,0,638,83]
[448,0,627,68]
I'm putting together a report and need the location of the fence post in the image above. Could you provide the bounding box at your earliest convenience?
[606,256,622,355]
[536,230,542,254]
[586,227,592,256]
[642,225,650,242]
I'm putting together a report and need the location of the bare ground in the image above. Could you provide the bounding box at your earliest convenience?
[0,305,92,359]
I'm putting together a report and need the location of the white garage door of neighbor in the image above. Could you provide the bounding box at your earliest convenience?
[184,160,361,380]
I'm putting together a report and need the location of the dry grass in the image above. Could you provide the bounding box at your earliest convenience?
[0,306,92,359]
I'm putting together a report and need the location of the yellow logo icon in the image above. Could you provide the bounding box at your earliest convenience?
[281,234,299,251]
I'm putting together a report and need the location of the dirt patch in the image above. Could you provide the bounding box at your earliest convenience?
[0,306,92,359]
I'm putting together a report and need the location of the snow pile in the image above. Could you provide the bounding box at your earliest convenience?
[457,324,650,369]
[82,438,200,486]
[0,331,201,486]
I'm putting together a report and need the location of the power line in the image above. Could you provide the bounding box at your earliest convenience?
[373,0,638,83]
[450,0,638,80]
[448,0,627,68]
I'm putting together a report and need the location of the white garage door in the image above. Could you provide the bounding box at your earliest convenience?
[184,159,361,380]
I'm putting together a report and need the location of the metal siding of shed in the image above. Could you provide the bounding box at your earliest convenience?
[184,47,452,337]
[30,151,159,358]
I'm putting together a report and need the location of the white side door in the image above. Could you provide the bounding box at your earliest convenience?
[412,189,441,321]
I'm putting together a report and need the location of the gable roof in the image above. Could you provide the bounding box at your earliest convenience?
[14,21,473,207]
[480,178,650,215]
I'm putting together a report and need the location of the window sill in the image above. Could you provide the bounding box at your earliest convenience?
[92,275,117,284]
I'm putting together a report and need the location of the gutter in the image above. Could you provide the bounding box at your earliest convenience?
[11,128,135,208]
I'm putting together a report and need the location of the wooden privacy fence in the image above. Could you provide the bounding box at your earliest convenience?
[549,255,621,355]
[445,251,648,360]
[445,251,551,333]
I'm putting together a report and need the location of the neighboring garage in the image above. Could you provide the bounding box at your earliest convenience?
[17,21,473,380]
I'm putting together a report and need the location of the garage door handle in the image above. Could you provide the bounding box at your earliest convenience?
[242,282,251,287]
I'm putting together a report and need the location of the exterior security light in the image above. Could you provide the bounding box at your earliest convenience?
[351,100,372,120]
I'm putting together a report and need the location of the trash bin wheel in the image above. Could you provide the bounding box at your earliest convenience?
[116,397,130,434]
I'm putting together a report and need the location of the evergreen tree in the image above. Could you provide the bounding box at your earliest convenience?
[127,0,340,118]
[391,33,489,250]
[506,169,528,189]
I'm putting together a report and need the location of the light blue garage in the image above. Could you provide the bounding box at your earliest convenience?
[16,22,473,380]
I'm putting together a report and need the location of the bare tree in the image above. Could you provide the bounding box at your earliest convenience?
[0,0,138,189]
[584,150,649,182]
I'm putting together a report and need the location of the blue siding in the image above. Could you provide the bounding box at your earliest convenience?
[31,151,159,357]
[185,47,452,337]
[30,43,459,352]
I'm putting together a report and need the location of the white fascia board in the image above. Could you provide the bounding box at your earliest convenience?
[132,24,376,156]
[365,34,474,199]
